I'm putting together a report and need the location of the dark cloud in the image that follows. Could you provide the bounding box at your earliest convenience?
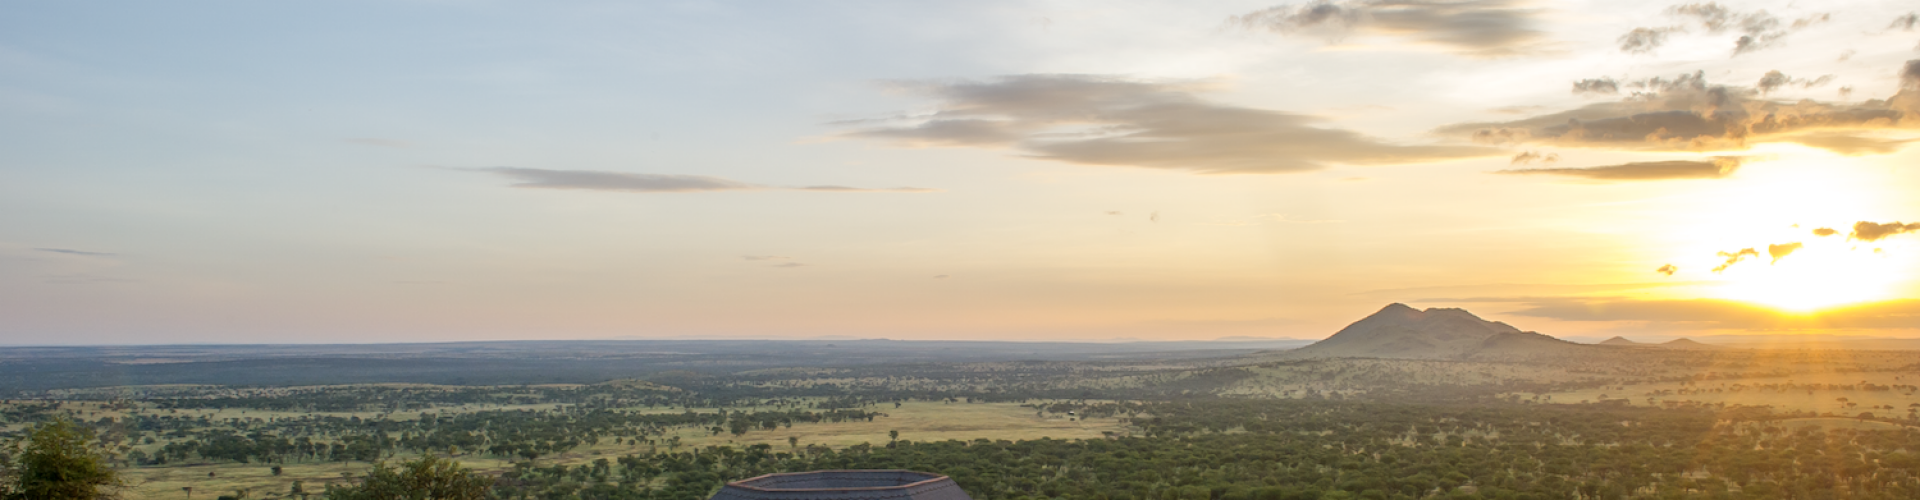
[1626,3,1828,57]
[844,75,1497,174]
[1849,221,1920,242]
[457,167,934,193]
[1571,78,1619,95]
[741,255,790,261]
[771,262,809,268]
[1497,156,1748,181]
[1904,60,1920,90]
[1656,264,1677,276]
[34,248,116,257]
[1812,227,1839,237]
[1228,0,1546,57]
[1711,247,1758,273]
[1617,27,1677,54]
[1767,242,1803,263]
[1508,150,1558,165]
[1891,13,1918,32]
[1504,297,1920,330]
[1436,63,1920,155]
[1754,70,1833,95]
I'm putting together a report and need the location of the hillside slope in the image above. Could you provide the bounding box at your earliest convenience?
[1285,303,1585,359]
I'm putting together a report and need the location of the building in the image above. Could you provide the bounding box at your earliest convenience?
[710,470,973,500]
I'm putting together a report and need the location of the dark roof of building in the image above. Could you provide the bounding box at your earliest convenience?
[710,470,973,500]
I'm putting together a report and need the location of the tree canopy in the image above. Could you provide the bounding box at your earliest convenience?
[1,417,122,500]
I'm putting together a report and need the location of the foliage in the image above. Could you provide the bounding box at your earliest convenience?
[322,455,493,500]
[0,417,122,500]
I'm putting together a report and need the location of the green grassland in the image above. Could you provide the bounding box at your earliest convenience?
[1538,370,1920,419]
[27,399,1124,500]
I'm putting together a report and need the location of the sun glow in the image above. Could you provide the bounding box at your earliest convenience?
[1709,240,1906,312]
[1651,148,1918,313]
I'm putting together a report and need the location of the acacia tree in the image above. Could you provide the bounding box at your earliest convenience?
[0,418,123,500]
[323,455,492,500]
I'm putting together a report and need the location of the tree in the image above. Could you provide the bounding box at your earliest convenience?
[323,455,492,500]
[0,418,123,500]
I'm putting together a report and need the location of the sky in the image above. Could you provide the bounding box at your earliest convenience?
[3,0,1920,345]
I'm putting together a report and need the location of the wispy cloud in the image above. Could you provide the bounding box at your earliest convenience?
[843,75,1497,174]
[1227,0,1548,57]
[34,248,116,257]
[1438,62,1920,155]
[1617,3,1829,57]
[453,167,936,193]
[1497,156,1752,181]
[1711,247,1758,273]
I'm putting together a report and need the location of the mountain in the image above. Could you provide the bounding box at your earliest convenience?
[1660,338,1721,349]
[1284,303,1585,359]
[1598,336,1644,346]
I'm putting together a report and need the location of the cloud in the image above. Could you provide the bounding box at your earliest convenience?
[1773,131,1914,156]
[741,255,791,261]
[1436,63,1920,155]
[1712,247,1758,272]
[1572,78,1620,95]
[1508,151,1559,165]
[933,275,949,279]
[1656,264,1677,276]
[455,167,935,193]
[1904,60,1920,90]
[1496,156,1749,181]
[1754,70,1833,95]
[34,248,116,257]
[1227,0,1547,57]
[1506,297,1920,330]
[1767,242,1803,263]
[771,262,809,268]
[1849,221,1920,242]
[1619,3,1828,57]
[844,75,1498,174]
[1812,227,1839,237]
[1892,12,1918,32]
[1617,27,1678,54]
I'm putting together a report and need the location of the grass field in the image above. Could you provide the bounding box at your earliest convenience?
[104,400,1124,500]
[1537,370,1920,419]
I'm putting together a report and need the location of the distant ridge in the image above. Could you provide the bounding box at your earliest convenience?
[1284,304,1584,360]
[1660,338,1721,349]
[1598,336,1643,346]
